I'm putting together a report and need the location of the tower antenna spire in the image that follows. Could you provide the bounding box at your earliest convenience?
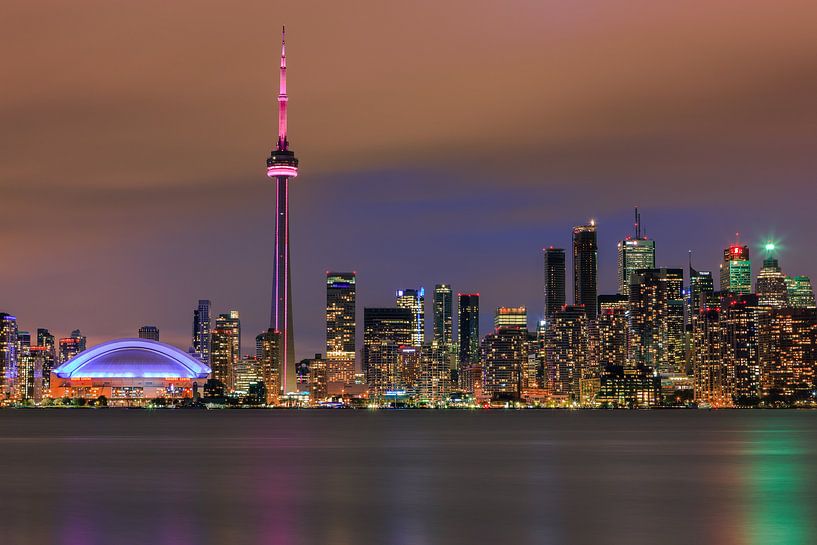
[277,25,288,151]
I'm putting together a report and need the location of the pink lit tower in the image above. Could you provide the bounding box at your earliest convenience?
[266,26,299,394]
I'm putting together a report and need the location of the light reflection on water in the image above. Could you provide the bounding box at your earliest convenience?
[0,410,815,545]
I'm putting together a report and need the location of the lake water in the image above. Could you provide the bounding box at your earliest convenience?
[1,410,816,545]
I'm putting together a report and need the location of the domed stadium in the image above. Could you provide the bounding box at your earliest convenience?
[51,338,210,406]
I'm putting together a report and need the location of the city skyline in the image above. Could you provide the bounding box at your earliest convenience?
[4,1,817,360]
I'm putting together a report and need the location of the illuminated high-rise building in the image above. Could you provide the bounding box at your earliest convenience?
[692,304,731,407]
[688,257,715,316]
[596,295,629,370]
[457,293,480,390]
[419,344,451,403]
[210,311,240,392]
[573,222,598,319]
[481,325,528,401]
[720,243,751,294]
[629,268,685,374]
[543,247,566,319]
[721,293,760,405]
[256,328,280,404]
[0,313,18,399]
[59,330,86,363]
[192,299,211,364]
[396,288,425,346]
[432,284,453,350]
[363,307,413,396]
[758,308,817,403]
[756,255,788,309]
[266,27,300,394]
[786,275,816,309]
[17,331,35,401]
[545,305,588,403]
[617,208,656,296]
[233,357,262,395]
[36,328,56,391]
[138,325,160,342]
[326,272,356,385]
[494,306,527,330]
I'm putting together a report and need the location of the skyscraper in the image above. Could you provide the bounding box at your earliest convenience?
[59,330,86,363]
[573,222,598,319]
[256,329,280,404]
[432,284,453,349]
[396,288,425,346]
[545,305,588,403]
[192,299,211,364]
[721,293,760,404]
[326,272,356,385]
[36,328,56,391]
[482,325,528,401]
[786,276,816,309]
[629,268,685,374]
[688,258,715,315]
[543,247,566,319]
[720,243,751,294]
[0,313,18,399]
[363,307,413,396]
[755,247,788,309]
[758,308,817,403]
[210,311,240,392]
[692,304,731,407]
[138,325,160,342]
[617,208,655,296]
[266,27,300,394]
[457,293,480,389]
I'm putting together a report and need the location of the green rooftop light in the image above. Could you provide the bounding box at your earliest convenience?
[765,242,776,251]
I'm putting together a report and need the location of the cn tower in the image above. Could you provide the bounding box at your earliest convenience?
[266,26,298,394]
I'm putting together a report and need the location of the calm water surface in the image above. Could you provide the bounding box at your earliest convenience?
[1,410,816,545]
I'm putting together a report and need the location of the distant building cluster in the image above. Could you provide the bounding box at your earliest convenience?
[1,209,816,408]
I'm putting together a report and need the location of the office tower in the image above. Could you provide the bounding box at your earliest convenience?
[597,295,629,370]
[457,293,480,391]
[138,325,160,342]
[573,222,598,319]
[29,345,49,402]
[363,307,413,396]
[494,306,527,330]
[210,311,240,392]
[756,256,788,309]
[481,326,528,401]
[758,308,817,403]
[545,305,588,403]
[266,28,300,394]
[629,268,685,374]
[233,358,262,395]
[0,313,18,399]
[692,305,731,407]
[36,328,56,391]
[786,276,816,309]
[307,354,328,401]
[396,288,425,346]
[432,284,453,348]
[543,247,566,319]
[192,299,211,364]
[721,293,760,405]
[256,329,280,404]
[617,208,656,296]
[326,272,356,385]
[720,243,751,293]
[688,258,715,315]
[59,330,86,363]
[17,331,34,401]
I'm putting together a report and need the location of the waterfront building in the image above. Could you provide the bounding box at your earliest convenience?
[545,305,588,403]
[192,299,211,364]
[720,243,751,294]
[0,313,18,400]
[597,295,629,370]
[138,325,160,342]
[419,344,451,403]
[758,308,817,403]
[721,293,760,404]
[543,247,566,319]
[617,208,656,296]
[363,307,413,396]
[692,305,731,407]
[233,357,262,395]
[210,311,240,392]
[457,293,480,389]
[629,269,685,374]
[307,354,328,402]
[597,365,660,408]
[396,288,425,346]
[573,222,598,319]
[50,339,210,406]
[256,329,280,404]
[481,326,528,401]
[326,272,356,385]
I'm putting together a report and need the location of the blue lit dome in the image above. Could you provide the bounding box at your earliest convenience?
[53,338,211,379]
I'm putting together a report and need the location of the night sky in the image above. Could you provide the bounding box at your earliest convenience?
[4,0,817,360]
